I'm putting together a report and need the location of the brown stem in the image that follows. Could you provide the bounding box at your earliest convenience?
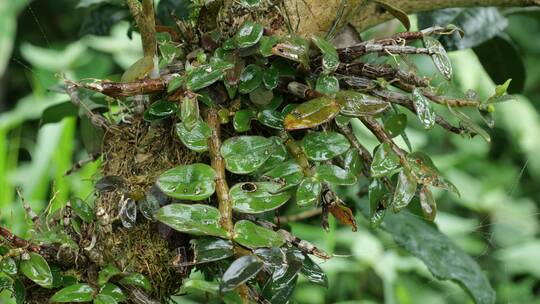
[68,78,167,98]
[336,123,372,178]
[206,108,234,234]
[279,130,312,176]
[0,226,40,252]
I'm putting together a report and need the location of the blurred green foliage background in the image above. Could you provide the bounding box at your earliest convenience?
[1,1,539,303]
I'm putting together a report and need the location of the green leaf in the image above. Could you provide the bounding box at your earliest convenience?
[494,79,512,97]
[239,64,263,94]
[259,36,279,57]
[311,35,339,73]
[233,109,255,132]
[358,203,496,304]
[423,36,452,80]
[302,131,350,161]
[41,101,78,125]
[262,66,279,90]
[156,204,228,238]
[301,256,328,287]
[71,197,94,223]
[315,164,357,185]
[233,220,286,248]
[145,100,178,121]
[0,257,17,276]
[98,283,126,302]
[261,248,304,303]
[20,253,53,288]
[406,152,459,195]
[221,136,274,174]
[121,56,154,83]
[0,273,13,289]
[119,273,151,291]
[272,36,310,69]
[249,86,274,106]
[221,256,263,292]
[94,294,117,304]
[315,74,339,96]
[373,0,410,30]
[157,164,216,200]
[392,170,417,212]
[261,161,304,191]
[98,265,120,286]
[13,278,25,304]
[335,91,389,117]
[235,20,264,48]
[449,107,491,142]
[411,88,436,129]
[257,110,284,130]
[180,278,219,295]
[384,113,407,138]
[186,60,234,91]
[368,179,388,228]
[296,177,321,207]
[191,237,234,264]
[419,185,437,221]
[176,119,212,152]
[370,143,401,178]
[230,182,291,213]
[180,94,200,131]
[167,74,184,93]
[284,97,340,131]
[49,284,94,303]
[343,148,363,177]
[255,137,288,173]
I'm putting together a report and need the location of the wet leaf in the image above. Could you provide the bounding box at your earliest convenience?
[98,265,121,286]
[233,109,255,132]
[311,35,339,73]
[384,113,407,138]
[119,273,151,291]
[139,186,166,220]
[119,198,137,229]
[239,64,263,94]
[94,294,117,304]
[412,88,436,130]
[191,237,234,264]
[302,131,350,161]
[180,278,219,294]
[180,94,200,131]
[156,204,228,238]
[296,177,321,207]
[335,91,389,117]
[419,186,437,221]
[176,119,212,152]
[221,136,274,174]
[95,176,126,193]
[262,66,279,90]
[233,220,286,249]
[301,256,328,287]
[262,161,304,191]
[257,110,284,130]
[249,86,274,106]
[147,100,178,119]
[284,97,340,131]
[272,36,310,69]
[406,152,459,195]
[0,257,17,276]
[392,170,418,212]
[255,137,288,173]
[329,201,358,231]
[186,60,234,91]
[121,56,153,83]
[235,20,264,48]
[343,148,363,177]
[21,253,53,288]
[260,36,279,57]
[262,248,304,303]
[221,256,263,292]
[374,0,410,30]
[98,283,126,302]
[316,164,357,185]
[230,182,291,213]
[315,74,339,96]
[167,74,184,93]
[157,164,216,200]
[49,283,94,302]
[71,198,94,223]
[424,36,452,80]
[370,143,401,178]
[0,273,13,290]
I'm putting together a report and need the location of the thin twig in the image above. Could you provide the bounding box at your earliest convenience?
[16,188,41,231]
[336,123,372,177]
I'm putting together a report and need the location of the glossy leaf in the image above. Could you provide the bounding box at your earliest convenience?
[235,20,264,48]
[233,109,255,132]
[301,256,328,287]
[260,36,279,57]
[329,201,358,232]
[21,253,53,288]
[239,64,263,94]
[249,86,274,105]
[284,97,340,131]
[406,152,459,195]
[257,110,284,130]
[98,283,126,302]
[424,36,452,80]
[374,0,410,30]
[94,294,117,304]
[119,273,151,291]
[157,164,216,200]
[71,197,94,223]
[121,56,153,83]
[0,273,13,290]
[167,74,184,93]
[180,95,199,131]
[343,148,363,177]
[419,186,437,221]
[335,90,389,117]
[262,248,304,303]
[98,265,120,286]
[186,60,234,91]
[369,179,388,229]
[119,198,136,228]
[221,136,274,174]
[392,170,418,212]
[233,220,286,248]
[191,237,234,264]
[176,119,212,152]
[312,35,339,73]
[147,100,178,119]
[49,283,94,302]
[221,256,263,292]
[384,113,407,138]
[139,185,166,220]
[272,36,310,69]
[262,161,303,191]
[315,74,339,96]
[370,143,401,178]
[315,164,357,185]
[255,137,288,173]
[230,182,291,213]
[412,88,436,129]
[263,66,279,90]
[296,177,321,207]
[0,257,17,276]
[156,204,228,238]
[302,131,350,161]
